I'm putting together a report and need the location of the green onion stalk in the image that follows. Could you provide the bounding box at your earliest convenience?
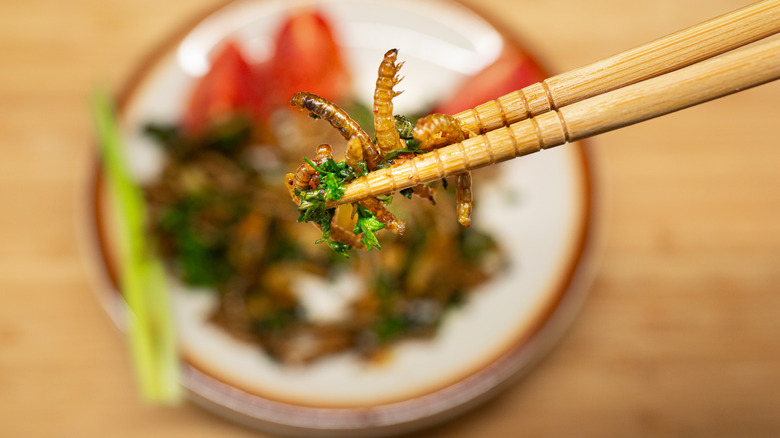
[92,89,181,404]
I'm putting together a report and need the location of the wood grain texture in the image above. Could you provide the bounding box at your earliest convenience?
[1,0,779,437]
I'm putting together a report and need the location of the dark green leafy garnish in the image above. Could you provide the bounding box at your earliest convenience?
[295,155,369,255]
[157,195,234,287]
[394,114,415,139]
[145,115,251,159]
[326,240,351,257]
[354,204,385,250]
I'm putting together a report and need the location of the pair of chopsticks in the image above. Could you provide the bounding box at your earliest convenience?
[334,0,780,206]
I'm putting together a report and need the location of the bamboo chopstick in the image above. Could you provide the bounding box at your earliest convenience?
[454,0,780,136]
[333,37,780,206]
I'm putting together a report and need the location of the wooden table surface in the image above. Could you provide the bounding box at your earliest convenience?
[2,0,779,436]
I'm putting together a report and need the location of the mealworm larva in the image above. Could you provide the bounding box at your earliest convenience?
[358,197,406,234]
[456,172,473,227]
[412,184,436,203]
[329,222,364,249]
[345,136,364,173]
[284,173,300,204]
[413,113,466,151]
[290,92,381,170]
[314,143,333,163]
[373,49,405,155]
[292,161,317,191]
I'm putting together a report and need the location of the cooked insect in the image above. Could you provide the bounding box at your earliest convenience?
[284,173,300,204]
[345,136,365,173]
[413,113,467,151]
[330,220,365,249]
[290,49,479,254]
[292,161,317,191]
[359,197,405,234]
[291,91,380,170]
[455,172,473,227]
[374,49,405,155]
[315,143,333,161]
[412,184,436,203]
[413,113,475,224]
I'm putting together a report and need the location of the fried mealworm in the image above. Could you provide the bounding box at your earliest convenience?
[292,161,317,191]
[373,49,405,155]
[284,173,300,204]
[358,197,406,234]
[412,184,436,203]
[455,172,473,227]
[290,143,330,190]
[314,143,333,163]
[345,136,364,173]
[290,92,381,170]
[329,222,364,249]
[413,113,466,151]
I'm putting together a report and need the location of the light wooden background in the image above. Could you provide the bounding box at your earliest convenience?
[2,0,779,436]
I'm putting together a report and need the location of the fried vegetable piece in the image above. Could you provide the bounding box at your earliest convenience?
[373,49,405,155]
[455,172,473,227]
[291,91,381,170]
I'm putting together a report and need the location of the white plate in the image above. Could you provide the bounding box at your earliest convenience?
[86,0,597,435]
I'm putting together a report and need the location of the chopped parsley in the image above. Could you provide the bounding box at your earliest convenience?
[376,139,422,168]
[296,154,387,256]
[354,204,385,250]
[394,114,415,139]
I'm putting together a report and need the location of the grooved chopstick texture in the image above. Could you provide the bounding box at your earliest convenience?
[453,0,780,136]
[335,36,780,205]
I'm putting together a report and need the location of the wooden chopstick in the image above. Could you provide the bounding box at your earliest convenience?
[454,0,780,136]
[333,36,780,206]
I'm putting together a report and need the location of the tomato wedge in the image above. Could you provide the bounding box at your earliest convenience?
[434,48,544,116]
[183,11,349,133]
[183,41,262,134]
[269,10,349,105]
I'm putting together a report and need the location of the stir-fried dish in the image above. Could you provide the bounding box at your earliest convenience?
[139,10,538,364]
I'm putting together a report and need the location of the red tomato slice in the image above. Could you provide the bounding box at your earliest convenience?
[182,11,348,132]
[269,10,349,105]
[183,41,262,134]
[434,48,544,116]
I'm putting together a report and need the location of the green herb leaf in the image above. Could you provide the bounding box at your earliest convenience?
[354,205,385,251]
[376,139,423,168]
[376,195,393,205]
[327,240,352,257]
[394,114,415,139]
